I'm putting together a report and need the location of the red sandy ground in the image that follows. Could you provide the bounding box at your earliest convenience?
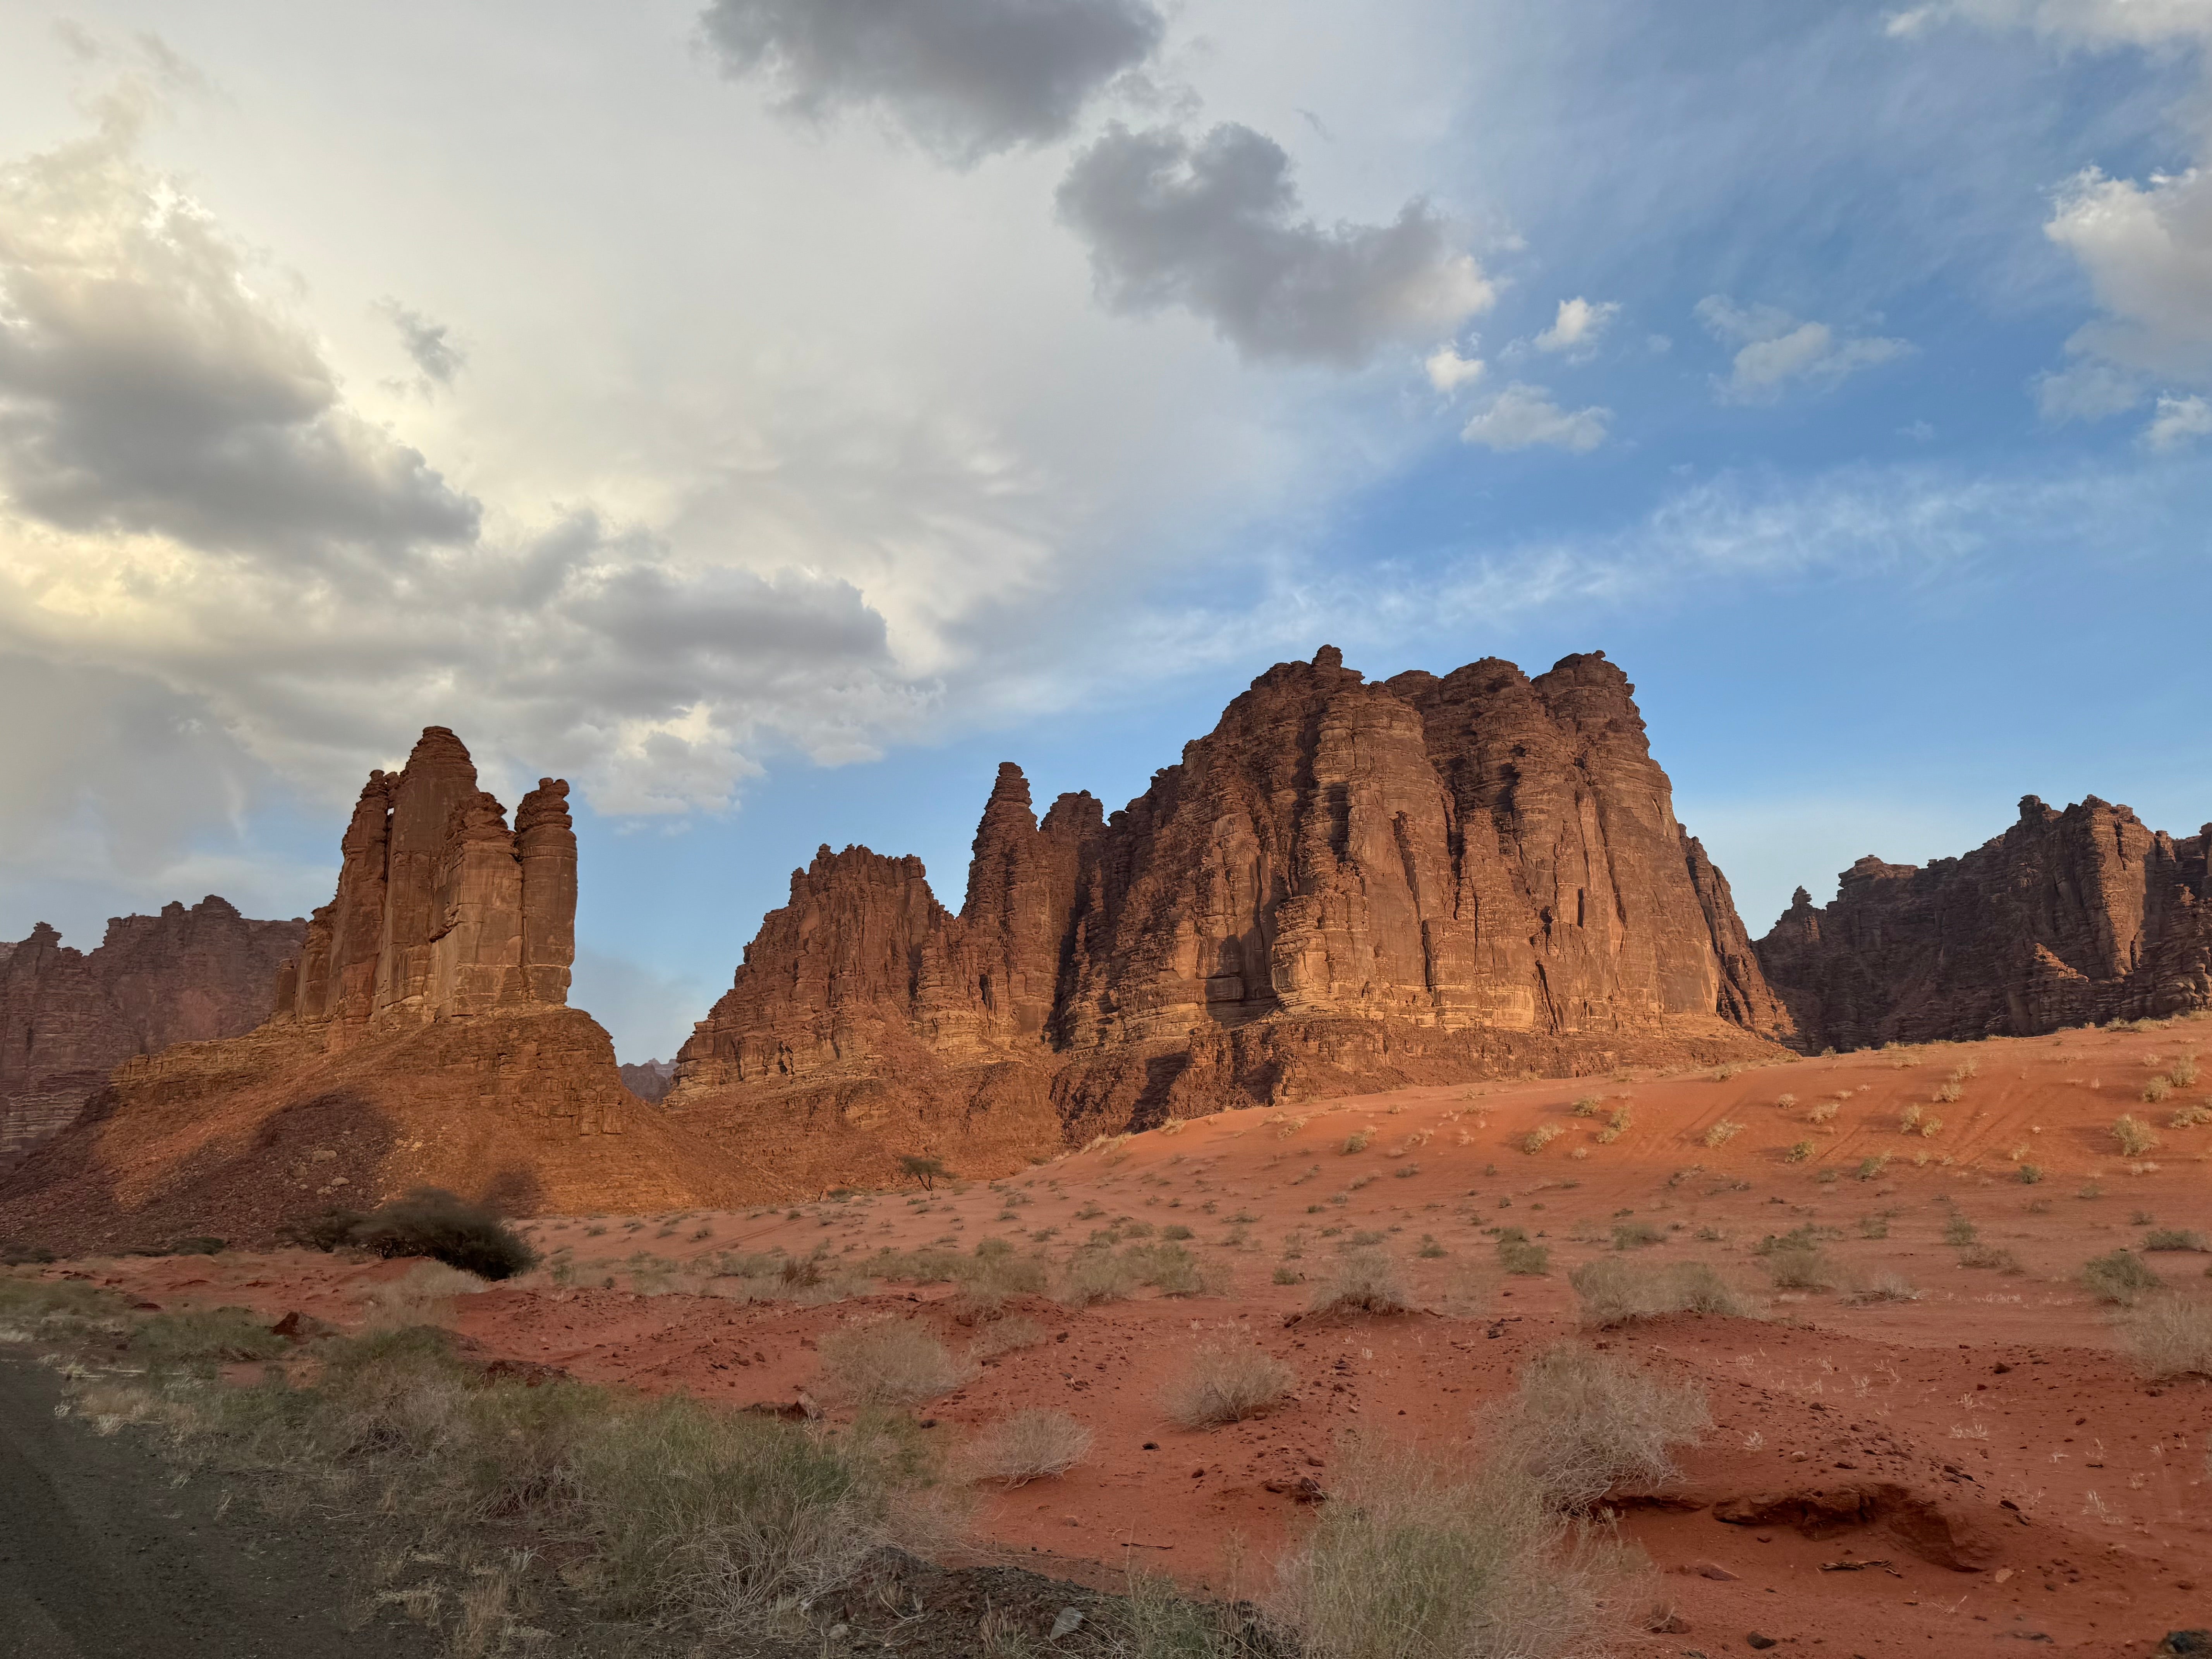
[48,1024,2212,1657]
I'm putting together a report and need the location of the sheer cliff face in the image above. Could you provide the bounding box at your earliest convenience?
[0,898,306,1159]
[675,648,1789,1111]
[1756,795,2212,1050]
[277,729,577,1028]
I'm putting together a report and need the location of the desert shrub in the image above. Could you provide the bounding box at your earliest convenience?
[1497,1237,1550,1276]
[1765,1248,1835,1290]
[1702,1121,1744,1149]
[2118,1295,2212,1380]
[1611,1221,1663,1251]
[1342,1131,1371,1154]
[1309,1249,1410,1316]
[1570,1259,1757,1327]
[284,1207,368,1252]
[1854,1156,1887,1181]
[1943,1214,1978,1246]
[1273,1433,1627,1659]
[970,1315,1047,1360]
[2018,1163,2045,1184]
[1845,1272,1919,1304]
[1785,1140,1814,1163]
[1521,1123,1564,1154]
[1594,1106,1633,1145]
[1751,1224,1831,1256]
[127,1306,289,1369]
[163,1235,228,1256]
[360,1261,490,1329]
[1273,1265,1304,1285]
[2143,1229,2211,1253]
[2169,1103,2212,1128]
[961,1408,1092,1486]
[1056,1248,1138,1307]
[1958,1245,2023,1273]
[947,1247,1050,1320]
[347,1188,538,1280]
[1857,1213,1891,1239]
[2111,1115,2161,1157]
[1161,1224,1195,1242]
[2082,1249,2164,1305]
[2172,1054,2200,1086]
[1775,1093,1796,1111]
[1417,1235,1446,1259]
[0,1240,55,1266]
[816,1319,977,1407]
[1807,1101,1839,1126]
[1571,1096,1602,1117]
[1496,1343,1709,1513]
[1934,1080,1963,1104]
[1163,1333,1297,1427]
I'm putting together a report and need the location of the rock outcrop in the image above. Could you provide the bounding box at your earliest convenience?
[666,649,1792,1183]
[0,899,305,1162]
[618,1060,677,1104]
[2,730,746,1250]
[1756,795,2212,1049]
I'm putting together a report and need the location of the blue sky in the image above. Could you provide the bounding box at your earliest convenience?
[0,1,2207,1060]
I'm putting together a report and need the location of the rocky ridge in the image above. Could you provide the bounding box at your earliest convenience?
[0,899,304,1163]
[1756,793,2212,1049]
[0,730,745,1250]
[666,648,1793,1187]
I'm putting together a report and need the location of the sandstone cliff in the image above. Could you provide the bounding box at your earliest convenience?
[0,898,305,1162]
[1756,795,2212,1049]
[618,1060,677,1104]
[2,730,747,1250]
[666,648,1791,1182]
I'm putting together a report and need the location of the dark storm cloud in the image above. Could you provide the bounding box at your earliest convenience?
[1054,122,1491,368]
[700,0,1164,163]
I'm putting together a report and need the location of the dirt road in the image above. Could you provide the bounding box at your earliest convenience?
[0,1352,436,1659]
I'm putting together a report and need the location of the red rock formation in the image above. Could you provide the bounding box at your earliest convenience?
[0,899,305,1162]
[618,1059,677,1103]
[279,732,577,1029]
[0,730,729,1249]
[1755,795,2212,1049]
[668,648,1791,1174]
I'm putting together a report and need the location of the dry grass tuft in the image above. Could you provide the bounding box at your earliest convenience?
[2082,1249,2164,1306]
[1844,1271,1920,1304]
[1569,1259,1759,1327]
[2118,1295,2212,1380]
[1163,1333,1297,1427]
[1496,1343,1710,1515]
[960,1408,1093,1486]
[816,1318,978,1407]
[969,1314,1048,1360]
[1309,1249,1410,1317]
[359,1262,489,1329]
[1763,1247,1836,1290]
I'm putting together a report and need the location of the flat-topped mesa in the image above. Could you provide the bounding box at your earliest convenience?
[674,647,1791,1132]
[277,730,577,1029]
[1755,794,2212,1048]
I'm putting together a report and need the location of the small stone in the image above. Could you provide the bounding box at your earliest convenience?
[1746,1637,1779,1652]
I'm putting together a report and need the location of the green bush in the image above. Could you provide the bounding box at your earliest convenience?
[2082,1249,2164,1305]
[340,1188,538,1280]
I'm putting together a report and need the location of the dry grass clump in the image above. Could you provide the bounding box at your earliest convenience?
[1163,1333,1297,1427]
[1958,1244,2023,1273]
[969,1314,1048,1360]
[1764,1247,1836,1290]
[2142,1228,2210,1253]
[1521,1123,1565,1154]
[1273,1431,1634,1659]
[2082,1249,2164,1305]
[1496,1233,1551,1276]
[361,1261,489,1329]
[816,1317,977,1407]
[1495,1343,1710,1513]
[960,1408,1093,1486]
[1701,1120,1744,1149]
[1054,1241,1208,1307]
[2111,1114,2161,1157]
[2118,1295,2212,1380]
[0,1273,130,1341]
[1844,1271,1920,1304]
[1308,1249,1410,1316]
[1569,1259,1758,1327]
[126,1306,290,1369]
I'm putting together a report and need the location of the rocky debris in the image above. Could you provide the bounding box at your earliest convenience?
[669,648,1791,1184]
[0,898,305,1162]
[1756,795,2212,1049]
[278,731,578,1027]
[1714,1483,1994,1571]
[618,1059,678,1103]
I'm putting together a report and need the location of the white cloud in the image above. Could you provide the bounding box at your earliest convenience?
[1423,343,1485,392]
[1458,382,1609,452]
[2043,166,2212,389]
[1532,295,1619,356]
[1887,0,2212,47]
[1056,122,1494,367]
[376,300,465,392]
[699,0,1166,165]
[2144,390,2212,448]
[1695,296,1913,403]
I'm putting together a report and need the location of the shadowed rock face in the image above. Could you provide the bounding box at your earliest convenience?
[670,648,1790,1171]
[277,731,577,1027]
[0,899,307,1161]
[1756,795,2212,1049]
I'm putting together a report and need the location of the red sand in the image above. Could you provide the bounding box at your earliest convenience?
[55,1024,2212,1656]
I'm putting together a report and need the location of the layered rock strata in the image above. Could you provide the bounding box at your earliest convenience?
[667,648,1793,1179]
[0,898,306,1161]
[1,730,744,1249]
[1756,795,2212,1049]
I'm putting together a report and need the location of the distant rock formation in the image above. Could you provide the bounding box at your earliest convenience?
[666,648,1792,1186]
[619,1060,677,1103]
[2,729,745,1251]
[1755,795,2212,1049]
[0,898,305,1162]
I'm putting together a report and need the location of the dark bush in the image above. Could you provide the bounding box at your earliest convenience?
[0,1240,56,1266]
[282,1209,367,1252]
[166,1235,228,1257]
[347,1188,538,1280]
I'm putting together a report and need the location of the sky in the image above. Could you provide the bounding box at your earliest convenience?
[1,0,2209,1062]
